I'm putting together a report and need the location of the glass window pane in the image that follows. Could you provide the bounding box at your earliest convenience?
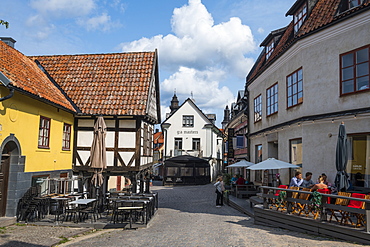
[298,92,303,100]
[287,86,292,96]
[298,69,302,81]
[342,80,354,94]
[357,48,369,63]
[342,53,354,67]
[287,76,292,86]
[298,81,303,92]
[356,76,369,90]
[342,67,354,80]
[293,96,297,105]
[357,62,369,77]
[293,84,297,94]
[292,74,297,84]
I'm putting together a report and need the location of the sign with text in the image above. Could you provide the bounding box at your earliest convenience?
[227,128,234,158]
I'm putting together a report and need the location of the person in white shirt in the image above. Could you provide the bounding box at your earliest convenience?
[214,176,225,207]
[289,171,303,187]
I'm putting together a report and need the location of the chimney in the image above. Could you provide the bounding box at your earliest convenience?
[0,37,16,48]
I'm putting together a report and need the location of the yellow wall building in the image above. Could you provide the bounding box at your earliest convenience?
[0,88,74,172]
[0,38,77,217]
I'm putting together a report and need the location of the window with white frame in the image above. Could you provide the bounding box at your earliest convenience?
[182,115,194,127]
[266,41,274,60]
[290,138,302,167]
[192,138,200,151]
[340,45,369,95]
[38,116,51,148]
[266,83,278,116]
[236,135,244,149]
[294,4,307,33]
[62,123,71,150]
[254,94,262,122]
[287,68,303,108]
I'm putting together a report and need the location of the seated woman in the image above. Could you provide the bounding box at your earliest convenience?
[312,176,328,191]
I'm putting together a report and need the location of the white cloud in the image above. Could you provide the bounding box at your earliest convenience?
[119,0,256,77]
[118,0,256,126]
[30,0,96,18]
[258,27,264,34]
[162,67,234,111]
[78,13,115,31]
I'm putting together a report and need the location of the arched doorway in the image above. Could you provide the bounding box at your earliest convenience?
[0,135,21,217]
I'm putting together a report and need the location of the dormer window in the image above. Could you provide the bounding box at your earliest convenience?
[266,41,274,60]
[294,4,307,33]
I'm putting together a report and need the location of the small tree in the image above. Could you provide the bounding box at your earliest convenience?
[0,20,9,29]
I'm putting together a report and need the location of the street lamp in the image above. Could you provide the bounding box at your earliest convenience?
[161,123,171,161]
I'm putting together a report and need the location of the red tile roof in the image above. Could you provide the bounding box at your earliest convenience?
[0,41,76,112]
[154,132,164,144]
[30,51,157,116]
[247,0,370,83]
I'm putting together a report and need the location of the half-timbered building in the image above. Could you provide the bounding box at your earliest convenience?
[31,51,161,192]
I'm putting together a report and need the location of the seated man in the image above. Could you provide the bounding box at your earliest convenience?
[236,175,246,185]
[289,171,303,187]
[230,174,238,185]
[301,172,314,189]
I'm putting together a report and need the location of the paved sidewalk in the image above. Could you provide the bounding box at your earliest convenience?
[0,183,361,246]
[62,183,359,247]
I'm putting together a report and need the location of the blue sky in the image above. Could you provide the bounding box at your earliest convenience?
[0,0,296,127]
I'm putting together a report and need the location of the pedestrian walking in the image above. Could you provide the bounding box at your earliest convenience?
[214,176,225,207]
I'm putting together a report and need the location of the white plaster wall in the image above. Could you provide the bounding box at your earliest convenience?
[163,101,220,160]
[248,12,370,185]
[165,102,208,155]
[119,132,135,148]
[249,117,370,185]
[249,12,370,134]
[119,119,135,128]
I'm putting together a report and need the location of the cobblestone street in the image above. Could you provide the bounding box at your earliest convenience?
[62,183,359,247]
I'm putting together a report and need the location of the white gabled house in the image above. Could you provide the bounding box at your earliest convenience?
[161,97,223,181]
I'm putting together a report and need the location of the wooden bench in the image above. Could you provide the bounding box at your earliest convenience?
[249,196,263,208]
[235,185,258,198]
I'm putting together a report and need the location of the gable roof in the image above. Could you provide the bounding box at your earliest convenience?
[162,98,223,137]
[247,0,370,84]
[0,41,76,112]
[30,51,159,117]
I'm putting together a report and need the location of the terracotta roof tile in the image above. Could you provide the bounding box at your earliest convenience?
[30,52,156,115]
[0,41,76,111]
[247,0,370,83]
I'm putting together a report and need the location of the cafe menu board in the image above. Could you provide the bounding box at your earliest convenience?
[227,128,234,158]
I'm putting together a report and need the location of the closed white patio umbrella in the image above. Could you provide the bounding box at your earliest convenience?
[247,158,300,170]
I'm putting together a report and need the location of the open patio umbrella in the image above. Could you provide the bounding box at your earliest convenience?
[334,123,349,192]
[247,158,300,170]
[226,160,255,168]
[90,116,107,187]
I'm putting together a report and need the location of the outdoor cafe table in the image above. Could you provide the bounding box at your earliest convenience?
[68,199,97,222]
[69,198,96,205]
[111,199,151,225]
[50,197,72,224]
[117,205,144,229]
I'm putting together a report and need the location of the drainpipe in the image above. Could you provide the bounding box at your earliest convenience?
[0,86,14,102]
[0,72,14,102]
